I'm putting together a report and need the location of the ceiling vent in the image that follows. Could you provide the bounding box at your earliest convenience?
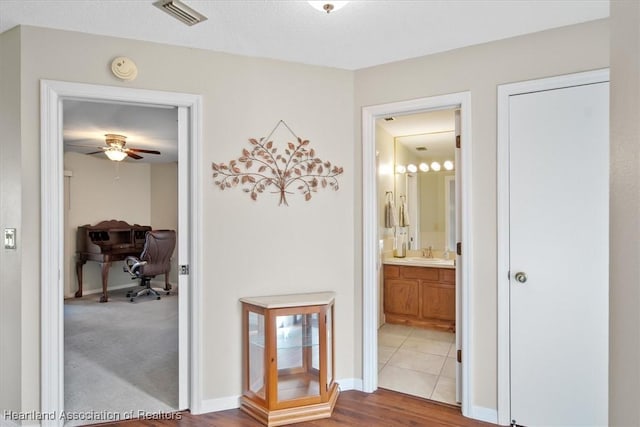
[153,0,208,26]
[415,146,427,151]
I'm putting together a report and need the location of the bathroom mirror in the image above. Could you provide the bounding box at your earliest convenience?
[383,109,457,252]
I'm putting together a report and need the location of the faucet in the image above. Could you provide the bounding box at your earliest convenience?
[422,246,433,258]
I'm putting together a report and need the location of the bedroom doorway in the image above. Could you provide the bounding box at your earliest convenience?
[40,80,203,426]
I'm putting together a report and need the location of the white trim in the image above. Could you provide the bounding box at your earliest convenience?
[40,80,203,425]
[336,377,363,391]
[199,395,242,413]
[361,92,473,418]
[496,68,609,426]
[469,406,499,424]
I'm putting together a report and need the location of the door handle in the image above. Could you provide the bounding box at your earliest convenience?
[514,272,528,284]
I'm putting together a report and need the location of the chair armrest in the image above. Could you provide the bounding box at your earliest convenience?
[123,256,148,276]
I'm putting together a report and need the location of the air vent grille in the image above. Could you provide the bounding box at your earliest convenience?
[415,146,427,151]
[153,0,207,26]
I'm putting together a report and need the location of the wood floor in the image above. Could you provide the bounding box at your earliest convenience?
[100,389,495,427]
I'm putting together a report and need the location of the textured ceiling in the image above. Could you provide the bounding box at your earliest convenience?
[0,0,609,70]
[2,0,609,163]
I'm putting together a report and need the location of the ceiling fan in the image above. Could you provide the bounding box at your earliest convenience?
[72,134,161,161]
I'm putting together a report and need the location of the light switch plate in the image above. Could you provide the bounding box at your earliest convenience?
[4,228,16,249]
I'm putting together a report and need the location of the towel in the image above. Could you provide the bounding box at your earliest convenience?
[384,193,397,228]
[398,196,410,227]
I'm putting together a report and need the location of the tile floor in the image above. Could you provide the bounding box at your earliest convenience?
[378,323,458,405]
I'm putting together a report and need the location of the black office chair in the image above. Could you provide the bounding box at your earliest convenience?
[124,229,176,302]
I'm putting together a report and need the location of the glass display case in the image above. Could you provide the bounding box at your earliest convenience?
[240,292,338,426]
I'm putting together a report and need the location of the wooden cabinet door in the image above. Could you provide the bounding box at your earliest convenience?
[421,283,455,321]
[384,279,419,317]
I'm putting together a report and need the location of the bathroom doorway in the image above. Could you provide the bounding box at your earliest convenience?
[376,108,459,404]
[361,92,473,415]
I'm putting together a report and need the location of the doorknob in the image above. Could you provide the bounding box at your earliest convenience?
[514,272,528,283]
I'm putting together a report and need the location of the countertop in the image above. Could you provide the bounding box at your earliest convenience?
[383,256,455,269]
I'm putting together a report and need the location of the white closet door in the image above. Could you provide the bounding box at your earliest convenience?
[509,82,609,425]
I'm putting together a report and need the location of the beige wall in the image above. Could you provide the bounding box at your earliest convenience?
[0,26,22,416]
[8,24,354,410]
[354,19,609,411]
[610,1,640,425]
[150,162,179,283]
[63,152,152,297]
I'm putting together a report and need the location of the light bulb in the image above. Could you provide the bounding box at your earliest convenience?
[105,148,127,162]
[444,160,454,171]
[396,164,406,174]
[407,164,417,173]
[431,161,441,172]
[419,162,429,172]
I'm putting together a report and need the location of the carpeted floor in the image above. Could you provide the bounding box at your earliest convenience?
[64,286,178,426]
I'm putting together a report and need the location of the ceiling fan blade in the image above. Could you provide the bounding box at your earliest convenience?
[127,152,143,160]
[127,148,161,155]
[86,151,105,155]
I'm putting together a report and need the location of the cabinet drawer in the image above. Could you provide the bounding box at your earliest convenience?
[439,268,456,284]
[401,266,439,281]
[384,279,419,317]
[384,265,400,279]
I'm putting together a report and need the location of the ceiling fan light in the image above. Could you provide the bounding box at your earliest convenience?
[105,148,127,162]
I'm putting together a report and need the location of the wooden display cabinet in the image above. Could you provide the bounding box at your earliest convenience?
[240,292,339,426]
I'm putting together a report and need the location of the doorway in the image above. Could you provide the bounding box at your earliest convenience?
[361,91,473,417]
[497,69,609,426]
[41,80,203,426]
[375,108,458,403]
[62,99,179,421]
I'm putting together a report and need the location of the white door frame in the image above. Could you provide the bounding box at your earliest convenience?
[40,80,204,425]
[496,68,610,425]
[362,91,473,418]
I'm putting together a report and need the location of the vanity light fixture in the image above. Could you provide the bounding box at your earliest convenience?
[444,160,454,171]
[308,1,349,13]
[407,164,418,173]
[104,147,128,162]
[419,162,430,172]
[431,161,441,172]
[395,164,407,174]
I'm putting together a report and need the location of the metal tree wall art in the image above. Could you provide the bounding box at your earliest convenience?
[212,120,344,206]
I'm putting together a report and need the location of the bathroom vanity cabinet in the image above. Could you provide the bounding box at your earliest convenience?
[383,265,455,331]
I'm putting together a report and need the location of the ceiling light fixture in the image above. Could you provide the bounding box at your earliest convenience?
[308,1,349,14]
[104,147,127,162]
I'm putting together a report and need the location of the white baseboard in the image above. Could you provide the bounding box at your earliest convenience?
[64,280,177,299]
[197,395,241,414]
[336,378,363,391]
[469,405,499,424]
[196,377,362,415]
